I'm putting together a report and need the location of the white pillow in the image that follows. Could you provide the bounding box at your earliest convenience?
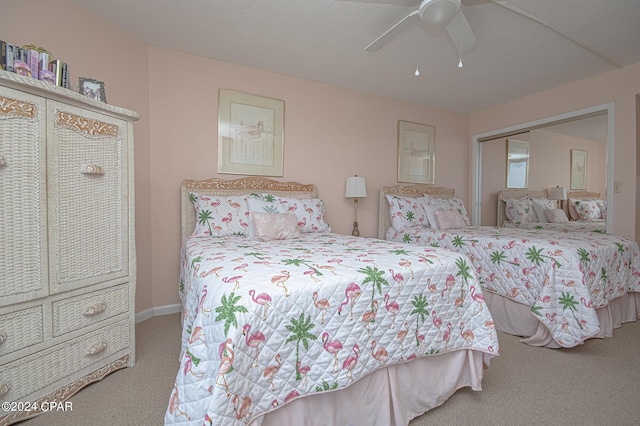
[531,198,556,223]
[544,209,569,223]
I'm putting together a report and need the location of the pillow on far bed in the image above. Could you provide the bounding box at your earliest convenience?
[531,198,556,223]
[252,212,301,241]
[544,208,569,223]
[190,192,250,236]
[420,195,471,227]
[386,195,429,231]
[504,197,534,224]
[574,199,602,221]
[434,209,466,230]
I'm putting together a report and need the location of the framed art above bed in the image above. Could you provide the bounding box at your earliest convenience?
[217,89,285,177]
[397,120,435,184]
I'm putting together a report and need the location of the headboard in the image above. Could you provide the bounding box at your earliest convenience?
[496,189,547,226]
[378,184,455,239]
[181,177,317,242]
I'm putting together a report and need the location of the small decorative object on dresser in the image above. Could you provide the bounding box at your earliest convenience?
[79,76,106,103]
[0,69,137,425]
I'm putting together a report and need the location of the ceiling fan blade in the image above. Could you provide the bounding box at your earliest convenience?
[445,10,477,53]
[365,10,420,52]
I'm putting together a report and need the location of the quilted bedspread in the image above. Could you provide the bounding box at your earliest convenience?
[502,220,606,233]
[387,226,640,347]
[165,233,498,425]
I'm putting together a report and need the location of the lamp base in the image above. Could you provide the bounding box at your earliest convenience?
[352,221,360,237]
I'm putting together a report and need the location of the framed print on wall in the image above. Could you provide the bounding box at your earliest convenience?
[397,120,435,184]
[218,89,285,176]
[570,149,588,190]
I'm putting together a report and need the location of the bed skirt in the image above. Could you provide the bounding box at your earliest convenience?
[484,291,640,348]
[250,349,485,426]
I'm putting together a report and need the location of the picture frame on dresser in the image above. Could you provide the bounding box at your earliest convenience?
[397,120,435,184]
[79,77,106,103]
[217,89,284,177]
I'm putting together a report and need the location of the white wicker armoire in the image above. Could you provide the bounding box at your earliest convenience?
[0,70,137,425]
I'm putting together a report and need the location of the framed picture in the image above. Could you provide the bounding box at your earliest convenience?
[218,89,284,176]
[79,77,106,103]
[570,149,588,190]
[397,120,435,184]
[506,139,530,188]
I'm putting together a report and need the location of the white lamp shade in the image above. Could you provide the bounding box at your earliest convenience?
[345,176,367,198]
[549,186,567,201]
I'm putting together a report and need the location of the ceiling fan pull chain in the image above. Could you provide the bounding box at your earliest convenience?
[415,29,421,76]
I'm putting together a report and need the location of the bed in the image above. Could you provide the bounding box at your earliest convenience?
[165,177,498,426]
[379,183,640,349]
[497,189,607,233]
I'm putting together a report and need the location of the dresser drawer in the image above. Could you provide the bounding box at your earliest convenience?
[51,284,129,337]
[0,319,129,403]
[0,306,44,357]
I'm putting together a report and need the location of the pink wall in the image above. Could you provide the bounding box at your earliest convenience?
[471,62,640,239]
[147,48,470,307]
[2,0,153,313]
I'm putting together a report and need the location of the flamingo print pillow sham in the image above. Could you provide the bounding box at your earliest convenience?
[249,194,331,234]
[190,192,250,236]
[385,195,429,231]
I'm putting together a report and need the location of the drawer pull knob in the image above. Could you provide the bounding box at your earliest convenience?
[81,164,104,175]
[0,330,6,345]
[86,341,107,356]
[0,155,6,167]
[0,383,9,397]
[83,301,107,316]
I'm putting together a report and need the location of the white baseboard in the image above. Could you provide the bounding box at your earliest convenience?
[135,303,181,323]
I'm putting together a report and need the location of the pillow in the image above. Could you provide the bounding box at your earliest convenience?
[504,197,533,224]
[252,212,301,241]
[386,195,429,231]
[434,209,466,230]
[263,195,331,233]
[567,199,580,220]
[575,199,602,221]
[596,199,607,219]
[544,208,569,223]
[190,193,250,236]
[419,195,471,227]
[531,198,556,223]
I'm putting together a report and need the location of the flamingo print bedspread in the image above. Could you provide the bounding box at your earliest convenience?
[165,233,498,425]
[387,226,640,347]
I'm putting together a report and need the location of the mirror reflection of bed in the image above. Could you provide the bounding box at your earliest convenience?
[477,112,609,232]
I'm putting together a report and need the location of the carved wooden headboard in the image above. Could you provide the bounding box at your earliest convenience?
[378,184,455,239]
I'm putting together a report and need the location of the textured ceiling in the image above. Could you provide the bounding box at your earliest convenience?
[70,0,640,114]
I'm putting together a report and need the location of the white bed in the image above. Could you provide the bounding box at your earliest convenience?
[379,183,640,349]
[165,177,498,426]
[497,189,606,233]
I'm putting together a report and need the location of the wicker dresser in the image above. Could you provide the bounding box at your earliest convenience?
[0,70,137,425]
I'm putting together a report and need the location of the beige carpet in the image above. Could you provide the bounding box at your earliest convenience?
[20,314,640,425]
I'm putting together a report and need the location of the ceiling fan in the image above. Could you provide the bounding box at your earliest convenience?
[365,0,477,54]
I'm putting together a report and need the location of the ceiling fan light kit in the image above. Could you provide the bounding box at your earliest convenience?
[419,0,461,26]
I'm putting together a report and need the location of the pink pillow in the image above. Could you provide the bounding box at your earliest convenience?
[544,209,569,223]
[434,209,466,230]
[252,212,301,241]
